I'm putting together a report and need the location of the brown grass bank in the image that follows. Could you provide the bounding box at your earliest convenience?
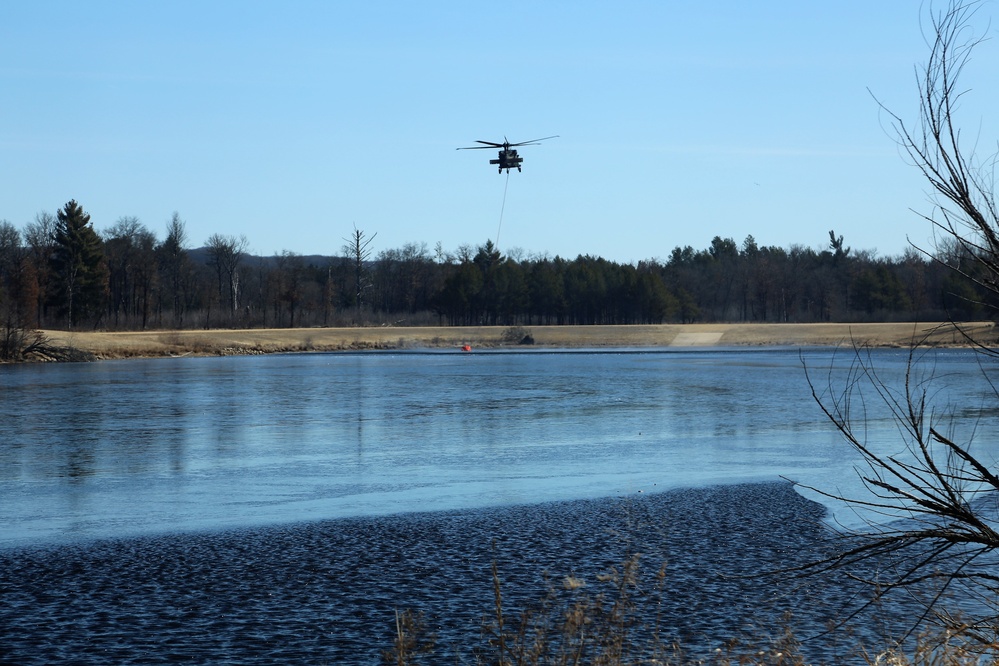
[34,321,996,361]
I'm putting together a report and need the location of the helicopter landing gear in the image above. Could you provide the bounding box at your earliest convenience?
[517,167,522,172]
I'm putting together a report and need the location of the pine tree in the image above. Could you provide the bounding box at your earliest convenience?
[50,200,107,328]
[156,212,190,327]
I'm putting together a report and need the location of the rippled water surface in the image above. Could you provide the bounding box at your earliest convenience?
[0,482,863,665]
[2,347,997,663]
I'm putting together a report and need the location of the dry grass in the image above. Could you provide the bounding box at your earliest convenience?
[383,554,999,666]
[384,556,999,666]
[34,322,995,361]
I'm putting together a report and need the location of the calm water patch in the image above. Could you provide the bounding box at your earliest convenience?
[6,347,981,546]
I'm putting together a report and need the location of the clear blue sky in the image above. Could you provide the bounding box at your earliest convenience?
[3,2,998,263]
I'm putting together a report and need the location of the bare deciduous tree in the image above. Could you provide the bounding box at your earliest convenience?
[875,1,999,306]
[273,250,304,328]
[24,211,56,328]
[103,216,156,329]
[205,233,249,320]
[803,1,999,650]
[800,340,999,643]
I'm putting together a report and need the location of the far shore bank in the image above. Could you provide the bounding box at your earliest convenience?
[24,321,996,362]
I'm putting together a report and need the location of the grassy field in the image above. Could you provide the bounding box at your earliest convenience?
[35,321,996,360]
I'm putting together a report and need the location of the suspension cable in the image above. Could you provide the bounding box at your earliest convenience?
[495,169,511,250]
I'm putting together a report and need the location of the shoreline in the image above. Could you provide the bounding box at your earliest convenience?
[28,321,997,361]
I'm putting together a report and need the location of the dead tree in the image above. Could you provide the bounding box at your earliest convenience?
[800,338,999,645]
[342,224,376,323]
[875,1,999,305]
[801,1,999,649]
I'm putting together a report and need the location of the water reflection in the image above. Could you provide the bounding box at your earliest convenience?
[1,347,998,546]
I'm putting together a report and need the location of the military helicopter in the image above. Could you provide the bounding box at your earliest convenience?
[457,135,558,173]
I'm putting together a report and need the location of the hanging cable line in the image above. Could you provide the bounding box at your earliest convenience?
[495,169,511,249]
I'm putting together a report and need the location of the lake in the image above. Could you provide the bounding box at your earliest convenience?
[1,346,996,663]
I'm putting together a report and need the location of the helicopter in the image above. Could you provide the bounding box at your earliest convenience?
[457,135,558,173]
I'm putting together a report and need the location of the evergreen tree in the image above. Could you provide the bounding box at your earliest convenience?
[156,212,190,327]
[50,200,107,328]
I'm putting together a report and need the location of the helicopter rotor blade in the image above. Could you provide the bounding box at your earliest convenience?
[507,135,559,147]
[456,140,505,150]
[457,135,559,150]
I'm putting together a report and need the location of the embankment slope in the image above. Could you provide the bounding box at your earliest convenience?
[36,321,996,360]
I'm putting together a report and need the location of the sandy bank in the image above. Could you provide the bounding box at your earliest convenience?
[32,321,996,361]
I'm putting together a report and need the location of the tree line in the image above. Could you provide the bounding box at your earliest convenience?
[0,200,992,340]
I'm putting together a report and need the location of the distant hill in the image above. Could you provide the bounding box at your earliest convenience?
[188,247,339,268]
